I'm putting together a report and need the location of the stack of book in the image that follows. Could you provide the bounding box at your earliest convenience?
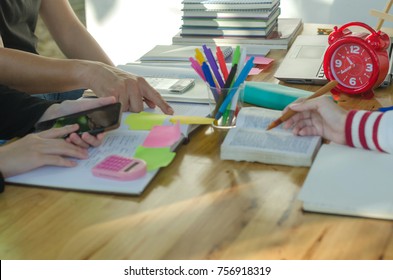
[173,0,303,49]
[180,0,281,37]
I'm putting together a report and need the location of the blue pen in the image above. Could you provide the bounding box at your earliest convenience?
[203,45,225,88]
[215,56,254,120]
[201,62,219,102]
[378,106,393,112]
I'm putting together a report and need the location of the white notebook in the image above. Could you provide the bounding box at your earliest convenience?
[299,144,393,220]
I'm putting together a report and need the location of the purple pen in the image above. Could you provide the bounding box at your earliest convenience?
[202,44,224,88]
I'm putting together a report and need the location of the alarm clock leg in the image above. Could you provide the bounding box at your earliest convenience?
[361,90,374,99]
[330,88,341,101]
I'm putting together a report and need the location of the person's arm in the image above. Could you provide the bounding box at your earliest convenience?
[0,96,120,179]
[0,47,86,94]
[39,0,114,66]
[284,96,393,154]
[0,48,173,114]
[345,110,393,154]
[0,125,90,178]
[0,88,55,139]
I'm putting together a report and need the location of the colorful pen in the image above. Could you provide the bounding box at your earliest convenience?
[195,48,205,64]
[224,64,238,88]
[236,47,247,78]
[226,87,241,125]
[189,57,206,81]
[201,62,219,102]
[213,64,238,116]
[232,46,241,66]
[216,46,229,80]
[203,45,224,88]
[378,106,393,112]
[215,56,254,120]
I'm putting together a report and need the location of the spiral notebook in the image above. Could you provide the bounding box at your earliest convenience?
[139,44,233,62]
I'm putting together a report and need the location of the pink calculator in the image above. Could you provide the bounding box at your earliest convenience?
[92,155,147,181]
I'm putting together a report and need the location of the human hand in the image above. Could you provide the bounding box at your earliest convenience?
[283,96,348,144]
[0,125,94,178]
[83,62,174,114]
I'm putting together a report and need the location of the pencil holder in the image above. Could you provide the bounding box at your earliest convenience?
[206,83,244,129]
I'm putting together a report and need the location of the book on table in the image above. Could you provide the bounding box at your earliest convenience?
[182,7,280,28]
[182,0,280,10]
[139,44,233,62]
[298,143,393,220]
[173,18,303,49]
[180,19,277,37]
[182,6,279,19]
[220,106,322,167]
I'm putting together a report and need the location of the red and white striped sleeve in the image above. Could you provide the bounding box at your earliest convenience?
[345,110,393,153]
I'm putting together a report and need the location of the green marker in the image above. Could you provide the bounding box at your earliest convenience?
[232,46,241,66]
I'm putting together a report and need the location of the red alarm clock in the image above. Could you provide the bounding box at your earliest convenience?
[323,22,390,98]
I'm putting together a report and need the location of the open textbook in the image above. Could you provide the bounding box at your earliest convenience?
[220,107,322,166]
[299,144,393,220]
[6,102,210,196]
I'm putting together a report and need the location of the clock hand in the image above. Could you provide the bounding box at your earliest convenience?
[346,57,354,65]
[340,65,352,74]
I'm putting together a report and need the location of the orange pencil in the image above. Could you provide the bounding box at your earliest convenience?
[266,80,339,131]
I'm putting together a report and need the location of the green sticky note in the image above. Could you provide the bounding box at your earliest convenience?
[125,112,167,130]
[134,146,176,171]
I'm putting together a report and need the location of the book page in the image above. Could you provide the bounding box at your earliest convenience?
[226,127,317,154]
[221,106,321,166]
[235,106,287,132]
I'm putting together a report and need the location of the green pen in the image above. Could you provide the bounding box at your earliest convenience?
[232,46,241,66]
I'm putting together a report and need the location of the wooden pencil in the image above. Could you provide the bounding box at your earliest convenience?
[266,80,339,131]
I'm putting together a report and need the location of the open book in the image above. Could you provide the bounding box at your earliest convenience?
[299,144,393,220]
[6,102,210,196]
[220,107,322,166]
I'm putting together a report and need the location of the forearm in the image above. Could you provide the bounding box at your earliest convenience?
[40,0,114,66]
[345,110,393,153]
[0,48,90,93]
[0,87,55,139]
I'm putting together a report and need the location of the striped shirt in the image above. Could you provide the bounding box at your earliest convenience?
[345,110,393,153]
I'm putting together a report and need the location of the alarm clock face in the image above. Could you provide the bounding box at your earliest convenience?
[328,40,378,93]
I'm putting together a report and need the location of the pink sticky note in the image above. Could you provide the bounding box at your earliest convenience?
[247,56,274,65]
[249,68,263,75]
[142,123,181,148]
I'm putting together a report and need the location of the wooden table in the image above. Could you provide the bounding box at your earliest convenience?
[1,24,393,260]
